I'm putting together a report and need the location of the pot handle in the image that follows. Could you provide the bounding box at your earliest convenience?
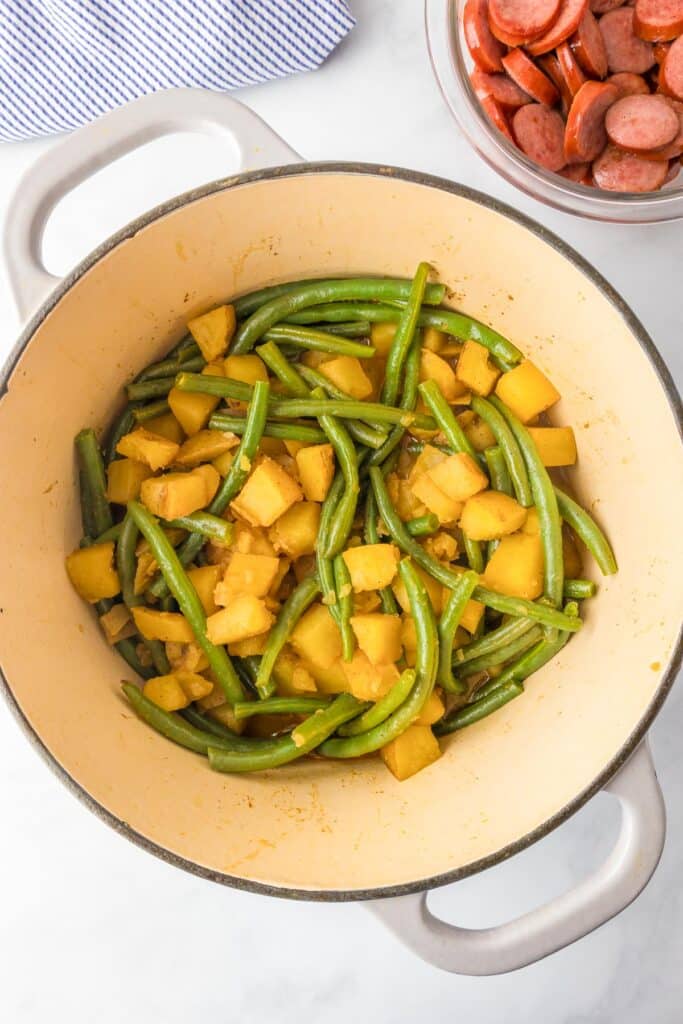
[368,740,665,974]
[3,88,302,320]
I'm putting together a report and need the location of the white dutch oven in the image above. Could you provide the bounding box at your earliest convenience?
[0,89,681,975]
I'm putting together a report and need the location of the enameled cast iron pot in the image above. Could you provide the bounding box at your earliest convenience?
[0,90,681,975]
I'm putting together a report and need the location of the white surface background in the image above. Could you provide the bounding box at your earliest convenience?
[0,1,681,1020]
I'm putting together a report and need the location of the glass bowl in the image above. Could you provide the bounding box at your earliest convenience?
[425,0,683,223]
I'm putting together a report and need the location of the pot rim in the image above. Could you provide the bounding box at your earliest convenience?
[1,161,681,902]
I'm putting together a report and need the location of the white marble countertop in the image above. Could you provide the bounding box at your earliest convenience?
[0,1,681,1020]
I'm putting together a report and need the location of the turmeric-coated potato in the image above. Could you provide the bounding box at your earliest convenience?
[495,360,560,424]
[426,452,489,503]
[144,412,185,445]
[174,429,239,467]
[350,613,402,666]
[341,651,400,701]
[214,552,280,603]
[186,564,221,616]
[98,603,135,644]
[223,353,268,386]
[188,304,236,361]
[168,363,224,436]
[527,427,577,467]
[414,689,445,726]
[319,355,373,399]
[231,456,303,527]
[65,542,121,603]
[455,340,500,396]
[205,595,274,645]
[295,444,335,502]
[342,543,400,592]
[460,491,528,541]
[106,458,152,504]
[483,532,544,600]
[411,473,463,524]
[132,606,195,643]
[268,501,320,558]
[272,649,318,695]
[140,468,209,520]
[369,322,397,357]
[290,603,343,670]
[381,725,441,781]
[457,410,496,452]
[419,349,467,403]
[116,428,180,471]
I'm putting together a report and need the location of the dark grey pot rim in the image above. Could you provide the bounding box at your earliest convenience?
[1,161,681,903]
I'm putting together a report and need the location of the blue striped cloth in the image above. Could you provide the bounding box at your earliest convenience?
[0,0,355,141]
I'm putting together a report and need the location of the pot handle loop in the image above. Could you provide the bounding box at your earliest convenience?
[368,740,665,974]
[3,88,302,320]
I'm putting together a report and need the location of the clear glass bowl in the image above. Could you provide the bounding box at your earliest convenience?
[425,0,683,223]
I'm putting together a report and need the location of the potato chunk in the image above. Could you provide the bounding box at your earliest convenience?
[223,353,268,386]
[483,533,544,600]
[143,670,213,711]
[268,502,320,558]
[426,452,489,502]
[527,427,577,467]
[495,360,560,423]
[98,603,136,644]
[419,349,467,402]
[106,458,152,504]
[290,603,342,669]
[350,613,402,665]
[214,552,280,604]
[188,304,236,361]
[65,542,120,603]
[415,690,445,726]
[231,456,303,527]
[116,428,180,471]
[186,564,221,616]
[381,724,441,781]
[168,363,224,436]
[140,466,214,520]
[460,491,527,541]
[144,412,185,444]
[174,429,239,467]
[132,606,195,643]
[295,444,335,501]
[319,356,372,399]
[205,595,274,645]
[341,652,400,701]
[342,544,400,592]
[272,649,318,695]
[455,340,500,396]
[369,322,397,357]
[410,473,463,524]
[457,410,496,452]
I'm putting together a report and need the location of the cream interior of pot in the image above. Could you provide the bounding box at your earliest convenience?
[0,171,680,894]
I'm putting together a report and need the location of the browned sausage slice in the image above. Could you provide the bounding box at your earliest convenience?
[653,42,671,65]
[480,94,516,141]
[557,41,588,95]
[605,93,680,150]
[471,69,533,109]
[660,35,683,99]
[559,161,593,181]
[592,144,669,188]
[502,48,560,104]
[633,0,683,43]
[636,101,683,159]
[538,52,574,110]
[600,8,655,73]
[512,103,567,169]
[527,0,589,56]
[606,71,650,95]
[464,0,506,72]
[571,11,608,77]
[590,0,625,12]
[488,0,561,46]
[564,80,619,160]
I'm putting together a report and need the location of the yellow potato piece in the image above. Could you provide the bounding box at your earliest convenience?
[272,649,318,695]
[410,472,463,524]
[165,641,209,674]
[168,363,224,436]
[419,348,468,403]
[106,458,152,504]
[350,613,402,665]
[187,564,221,616]
[381,724,441,781]
[427,452,489,502]
[341,651,400,701]
[369,321,397,357]
[295,443,335,502]
[231,456,303,528]
[422,326,447,352]
[214,552,280,603]
[174,429,239,467]
[144,412,185,445]
[140,469,209,520]
[188,304,236,361]
[268,502,320,558]
[65,542,120,603]
[205,595,274,645]
[224,353,268,386]
[455,340,501,396]
[527,427,577,467]
[495,360,560,424]
[483,532,544,600]
[116,428,180,471]
[415,689,445,726]
[228,632,270,657]
[457,410,496,452]
[460,491,528,541]
[393,564,444,615]
[212,448,235,476]
[98,603,135,644]
[290,603,343,670]
[319,355,372,399]
[143,675,189,712]
[132,606,195,643]
[342,543,400,592]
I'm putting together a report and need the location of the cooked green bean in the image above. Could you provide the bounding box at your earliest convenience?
[148,380,269,599]
[473,397,532,507]
[137,350,203,382]
[296,364,388,448]
[133,399,170,423]
[231,278,446,354]
[255,574,320,699]
[122,683,253,754]
[209,412,326,443]
[105,405,137,463]
[233,696,332,720]
[78,470,96,540]
[75,429,113,537]
[462,534,485,574]
[176,373,437,430]
[438,571,479,694]
[264,325,375,359]
[367,335,422,469]
[382,263,430,406]
[435,681,524,734]
[165,513,233,544]
[127,501,244,704]
[417,380,479,462]
[336,668,417,737]
[323,322,371,338]
[454,615,535,665]
[319,559,438,759]
[334,554,355,662]
[317,471,345,619]
[90,522,122,545]
[115,512,170,676]
[370,467,581,632]
[405,513,440,537]
[126,377,176,402]
[484,445,512,496]
[455,624,543,679]
[234,280,321,318]
[255,340,310,397]
[554,487,618,576]
[490,396,563,607]
[363,488,400,616]
[563,578,597,600]
[318,400,360,558]
[180,706,241,740]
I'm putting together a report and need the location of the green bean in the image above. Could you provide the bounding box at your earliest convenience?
[405,513,440,537]
[126,377,175,402]
[208,693,364,773]
[176,373,437,430]
[554,487,618,576]
[367,335,422,469]
[233,696,332,720]
[490,397,563,606]
[180,706,242,740]
[369,467,581,632]
[323,322,371,338]
[317,471,345,619]
[462,534,485,574]
[455,625,543,679]
[454,615,535,665]
[78,469,96,541]
[234,281,323,318]
[318,401,360,558]
[438,571,479,694]
[133,400,170,423]
[255,574,320,699]
[336,668,417,737]
[75,429,113,537]
[148,380,269,600]
[137,353,203,382]
[255,341,310,397]
[484,445,512,496]
[319,558,439,759]
[115,512,170,676]
[382,263,431,406]
[334,554,355,662]
[435,681,524,734]
[209,412,326,444]
[105,405,137,464]
[296,365,388,448]
[286,302,403,325]
[127,501,244,703]
[473,398,531,507]
[363,488,400,615]
[417,380,479,461]
[563,578,597,600]
[164,513,233,544]
[264,324,375,359]
[90,522,122,545]
[122,684,254,754]
[231,278,446,354]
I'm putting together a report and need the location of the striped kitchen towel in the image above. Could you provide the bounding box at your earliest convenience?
[0,0,355,142]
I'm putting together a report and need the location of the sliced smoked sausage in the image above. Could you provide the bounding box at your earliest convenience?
[471,69,534,109]
[592,145,670,189]
[488,0,561,46]
[633,0,683,43]
[605,93,680,150]
[660,35,683,99]
[571,11,608,78]
[564,80,619,160]
[557,41,588,95]
[606,71,650,95]
[512,103,567,169]
[527,0,589,56]
[600,8,655,73]
[464,0,506,72]
[502,48,560,105]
